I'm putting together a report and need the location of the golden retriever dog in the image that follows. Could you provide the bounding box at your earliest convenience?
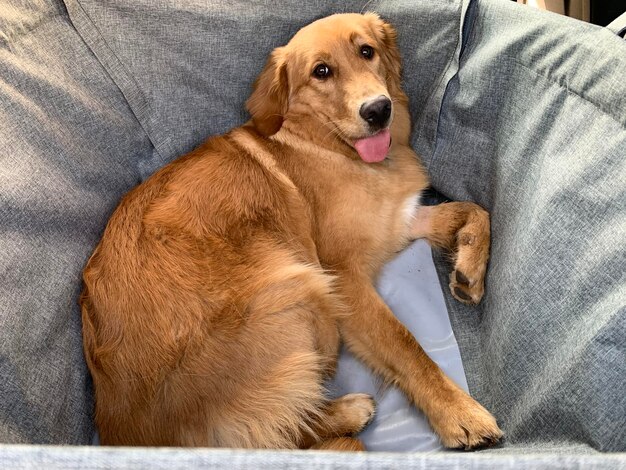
[81,12,503,451]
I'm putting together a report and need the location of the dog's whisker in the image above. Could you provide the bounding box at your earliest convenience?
[319,120,346,145]
[321,123,347,147]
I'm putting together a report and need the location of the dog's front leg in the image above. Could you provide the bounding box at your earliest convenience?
[336,275,502,449]
[411,202,490,305]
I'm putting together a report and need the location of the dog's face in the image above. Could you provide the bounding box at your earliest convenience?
[246,13,407,162]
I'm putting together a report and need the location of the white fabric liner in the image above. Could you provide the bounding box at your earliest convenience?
[331,239,469,452]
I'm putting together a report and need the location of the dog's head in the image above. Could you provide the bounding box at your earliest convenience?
[246,13,408,163]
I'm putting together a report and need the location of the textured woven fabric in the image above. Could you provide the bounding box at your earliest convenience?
[0,0,625,463]
[1,444,625,470]
[0,0,153,444]
[422,0,626,452]
[62,0,467,177]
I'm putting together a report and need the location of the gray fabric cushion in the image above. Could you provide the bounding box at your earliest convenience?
[63,0,467,176]
[0,0,154,444]
[1,0,624,457]
[421,0,626,453]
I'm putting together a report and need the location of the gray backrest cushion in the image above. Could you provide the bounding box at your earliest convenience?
[425,0,626,452]
[64,0,468,177]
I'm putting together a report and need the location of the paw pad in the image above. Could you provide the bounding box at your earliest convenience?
[455,270,470,286]
[454,287,472,302]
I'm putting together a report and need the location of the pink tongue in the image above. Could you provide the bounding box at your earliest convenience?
[354,129,391,163]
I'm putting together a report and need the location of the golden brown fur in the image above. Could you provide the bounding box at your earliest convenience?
[81,13,502,450]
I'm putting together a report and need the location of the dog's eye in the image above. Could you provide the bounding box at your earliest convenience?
[360,45,374,60]
[313,63,331,79]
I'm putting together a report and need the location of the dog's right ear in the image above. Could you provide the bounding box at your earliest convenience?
[246,48,288,137]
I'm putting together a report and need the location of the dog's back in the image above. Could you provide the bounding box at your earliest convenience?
[81,131,347,447]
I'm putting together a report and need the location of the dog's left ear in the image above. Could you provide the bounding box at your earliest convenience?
[368,14,404,101]
[246,47,288,137]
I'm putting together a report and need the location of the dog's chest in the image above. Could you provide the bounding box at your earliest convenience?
[311,156,424,264]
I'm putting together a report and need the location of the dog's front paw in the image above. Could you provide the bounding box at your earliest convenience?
[449,266,485,306]
[429,391,503,450]
[448,210,490,305]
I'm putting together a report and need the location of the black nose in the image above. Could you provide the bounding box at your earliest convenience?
[359,96,392,130]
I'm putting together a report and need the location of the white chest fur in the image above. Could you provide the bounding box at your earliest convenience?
[401,193,421,227]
